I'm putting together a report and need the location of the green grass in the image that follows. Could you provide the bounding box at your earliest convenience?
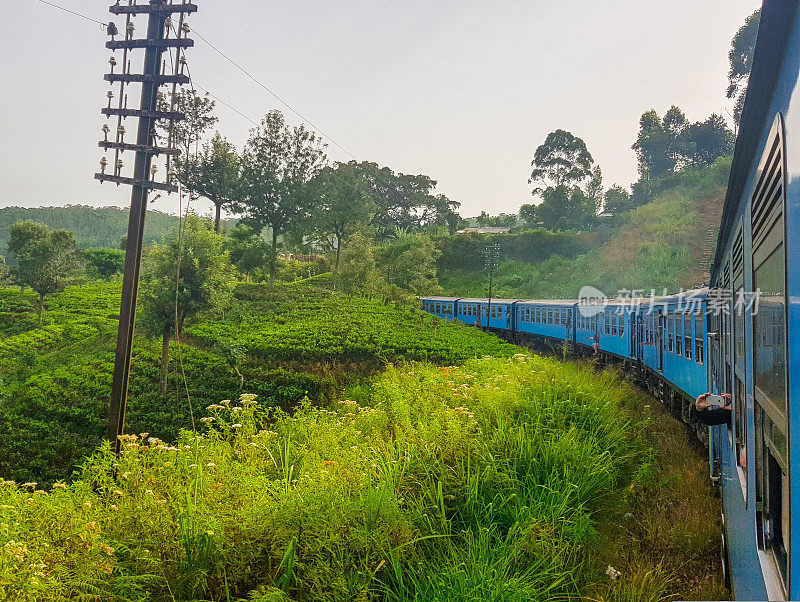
[0,355,647,601]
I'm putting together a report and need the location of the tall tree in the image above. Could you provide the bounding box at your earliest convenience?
[603,185,633,215]
[632,108,683,178]
[535,185,596,231]
[683,114,735,167]
[529,130,594,195]
[7,221,78,324]
[309,161,376,268]
[585,165,604,214]
[178,133,240,232]
[235,110,327,286]
[157,89,218,157]
[727,9,761,126]
[378,233,442,296]
[139,216,236,393]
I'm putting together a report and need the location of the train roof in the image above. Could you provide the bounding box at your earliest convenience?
[420,296,460,302]
[457,298,520,304]
[714,0,800,272]
[516,299,578,306]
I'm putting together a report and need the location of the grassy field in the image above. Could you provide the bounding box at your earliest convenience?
[0,354,726,601]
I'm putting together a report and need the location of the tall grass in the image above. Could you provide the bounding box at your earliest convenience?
[0,355,644,601]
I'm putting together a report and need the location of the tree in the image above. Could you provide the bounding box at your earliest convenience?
[7,221,78,324]
[157,89,218,157]
[0,256,9,285]
[82,247,125,279]
[178,133,240,232]
[529,130,594,194]
[334,233,383,298]
[632,108,683,178]
[309,161,376,268]
[683,114,735,167]
[586,165,604,214]
[226,224,270,281]
[727,9,761,126]
[139,216,236,393]
[475,212,517,228]
[235,110,327,286]
[603,185,633,216]
[378,233,443,295]
[519,204,539,228]
[534,185,596,231]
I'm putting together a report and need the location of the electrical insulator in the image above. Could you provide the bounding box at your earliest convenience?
[127,22,135,36]
[181,23,191,34]
[100,157,108,173]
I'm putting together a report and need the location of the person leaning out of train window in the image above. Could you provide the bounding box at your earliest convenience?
[694,392,732,427]
[586,333,600,355]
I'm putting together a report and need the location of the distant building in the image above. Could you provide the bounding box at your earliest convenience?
[456,227,511,235]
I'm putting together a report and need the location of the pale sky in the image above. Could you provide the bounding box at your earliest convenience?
[1,1,759,219]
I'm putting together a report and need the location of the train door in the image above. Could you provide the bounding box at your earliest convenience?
[750,115,789,591]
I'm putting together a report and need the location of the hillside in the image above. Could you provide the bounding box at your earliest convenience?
[438,158,730,299]
[0,206,182,252]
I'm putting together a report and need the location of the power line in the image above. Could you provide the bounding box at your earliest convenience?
[192,81,260,128]
[192,27,358,161]
[34,0,107,27]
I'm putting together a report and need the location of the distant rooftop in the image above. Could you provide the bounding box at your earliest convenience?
[456,227,511,234]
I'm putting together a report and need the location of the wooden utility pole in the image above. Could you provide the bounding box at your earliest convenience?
[95,0,197,453]
[485,243,500,328]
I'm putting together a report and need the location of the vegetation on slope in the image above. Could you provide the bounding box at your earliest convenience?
[439,158,730,299]
[0,280,514,486]
[0,206,183,252]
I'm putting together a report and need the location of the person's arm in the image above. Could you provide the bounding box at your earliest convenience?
[695,393,711,411]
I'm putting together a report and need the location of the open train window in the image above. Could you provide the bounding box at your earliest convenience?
[619,314,624,337]
[674,313,682,356]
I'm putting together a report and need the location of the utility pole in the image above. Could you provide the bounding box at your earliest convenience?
[484,243,500,328]
[96,0,197,454]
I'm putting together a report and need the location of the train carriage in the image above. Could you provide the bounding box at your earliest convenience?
[516,299,576,342]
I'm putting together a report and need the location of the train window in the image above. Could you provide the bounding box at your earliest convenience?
[682,312,692,360]
[674,313,682,356]
[665,312,671,353]
[694,311,704,364]
[618,314,624,337]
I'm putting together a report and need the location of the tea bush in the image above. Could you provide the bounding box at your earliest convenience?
[0,355,643,601]
[188,284,516,364]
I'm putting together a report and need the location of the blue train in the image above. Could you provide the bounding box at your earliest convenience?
[424,2,800,598]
